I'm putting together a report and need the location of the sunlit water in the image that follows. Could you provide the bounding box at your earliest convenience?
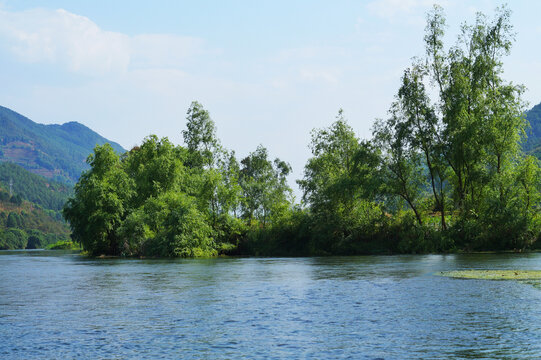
[2,251,541,359]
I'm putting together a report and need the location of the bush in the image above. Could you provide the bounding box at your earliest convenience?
[46,241,81,250]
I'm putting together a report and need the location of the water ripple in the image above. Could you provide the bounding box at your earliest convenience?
[1,252,541,358]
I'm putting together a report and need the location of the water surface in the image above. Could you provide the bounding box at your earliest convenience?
[2,251,541,359]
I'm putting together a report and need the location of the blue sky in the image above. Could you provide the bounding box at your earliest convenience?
[1,0,540,196]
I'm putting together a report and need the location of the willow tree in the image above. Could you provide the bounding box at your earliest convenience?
[424,5,528,212]
[376,66,449,229]
[375,5,539,248]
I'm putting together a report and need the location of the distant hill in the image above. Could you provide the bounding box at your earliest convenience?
[524,102,541,157]
[0,105,125,184]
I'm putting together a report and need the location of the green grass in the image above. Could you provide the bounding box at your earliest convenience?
[438,270,541,280]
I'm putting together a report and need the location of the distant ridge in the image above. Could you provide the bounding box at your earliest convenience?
[525,102,541,158]
[0,105,125,184]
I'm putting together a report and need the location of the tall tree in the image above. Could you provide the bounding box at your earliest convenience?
[372,117,426,226]
[182,101,222,169]
[182,101,225,225]
[298,110,360,215]
[63,144,133,255]
[424,5,527,212]
[391,66,448,229]
[240,145,292,227]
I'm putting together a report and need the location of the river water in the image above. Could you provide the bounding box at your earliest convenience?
[1,251,541,359]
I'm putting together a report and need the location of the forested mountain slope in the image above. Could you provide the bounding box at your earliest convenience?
[0,183,70,250]
[0,105,125,184]
[524,102,541,157]
[0,162,72,211]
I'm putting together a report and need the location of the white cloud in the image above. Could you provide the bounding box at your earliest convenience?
[0,8,130,74]
[0,8,205,76]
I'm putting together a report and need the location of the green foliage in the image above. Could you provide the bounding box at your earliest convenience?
[298,110,361,214]
[7,212,21,228]
[240,145,292,227]
[149,192,215,257]
[45,240,81,250]
[26,229,46,249]
[0,163,69,249]
[63,144,132,256]
[358,4,539,252]
[123,135,183,208]
[183,101,221,169]
[238,206,310,256]
[0,162,72,211]
[0,228,27,249]
[0,192,70,249]
[65,104,293,257]
[118,192,215,257]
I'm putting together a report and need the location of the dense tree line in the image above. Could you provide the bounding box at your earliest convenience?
[64,6,541,257]
[64,102,293,256]
[0,200,70,250]
[0,164,72,249]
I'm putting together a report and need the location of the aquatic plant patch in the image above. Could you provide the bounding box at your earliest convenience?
[438,270,541,280]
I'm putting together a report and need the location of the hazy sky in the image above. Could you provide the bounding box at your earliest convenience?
[1,0,540,196]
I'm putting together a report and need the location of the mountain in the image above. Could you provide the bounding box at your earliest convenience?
[524,102,541,157]
[0,105,125,184]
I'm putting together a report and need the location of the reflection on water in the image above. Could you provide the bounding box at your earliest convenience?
[1,251,541,359]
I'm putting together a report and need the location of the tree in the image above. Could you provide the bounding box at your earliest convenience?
[372,4,538,250]
[297,111,390,254]
[373,118,426,226]
[240,145,292,227]
[216,150,243,217]
[9,194,23,206]
[383,66,449,229]
[6,212,21,228]
[182,101,222,169]
[298,110,360,215]
[130,192,216,257]
[182,101,226,225]
[63,144,133,255]
[424,5,527,212]
[123,135,184,209]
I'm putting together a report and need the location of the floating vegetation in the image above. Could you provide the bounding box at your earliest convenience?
[438,270,541,280]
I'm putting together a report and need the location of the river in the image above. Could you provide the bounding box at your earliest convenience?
[1,251,541,359]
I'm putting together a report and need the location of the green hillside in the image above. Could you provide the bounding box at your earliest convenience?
[0,105,125,184]
[0,187,70,250]
[0,162,72,211]
[524,102,541,156]
[0,162,72,249]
